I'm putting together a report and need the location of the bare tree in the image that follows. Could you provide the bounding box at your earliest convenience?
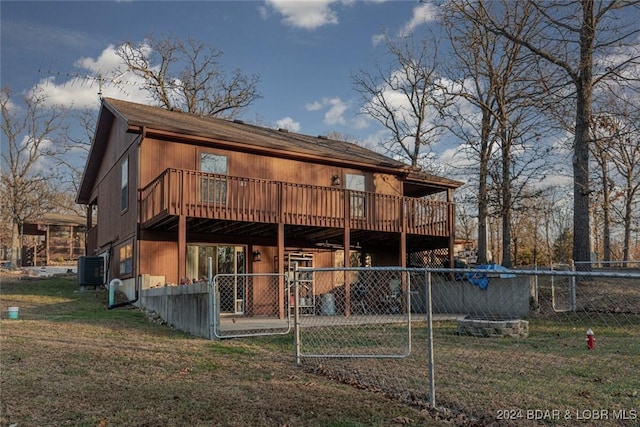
[455,194,477,244]
[463,0,640,268]
[54,108,96,198]
[1,87,69,266]
[613,137,640,262]
[591,113,618,262]
[606,115,640,262]
[352,34,454,170]
[117,34,261,118]
[440,6,499,265]
[442,1,554,267]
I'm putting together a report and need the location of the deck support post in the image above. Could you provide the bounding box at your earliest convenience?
[343,192,351,316]
[277,222,285,319]
[178,215,186,282]
[447,189,455,269]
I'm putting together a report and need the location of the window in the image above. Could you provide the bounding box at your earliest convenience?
[200,153,228,204]
[346,173,366,218]
[119,242,133,276]
[120,157,129,212]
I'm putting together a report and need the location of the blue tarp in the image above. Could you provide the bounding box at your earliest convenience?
[466,264,516,290]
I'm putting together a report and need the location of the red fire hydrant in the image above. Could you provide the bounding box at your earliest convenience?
[586,328,595,350]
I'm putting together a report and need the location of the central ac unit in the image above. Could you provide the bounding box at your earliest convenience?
[78,256,105,287]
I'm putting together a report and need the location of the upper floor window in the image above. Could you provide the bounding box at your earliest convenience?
[120,157,129,212]
[200,153,228,204]
[346,173,365,219]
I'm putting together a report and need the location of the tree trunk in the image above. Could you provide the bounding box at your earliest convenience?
[623,182,633,262]
[572,2,595,270]
[500,120,512,268]
[477,107,493,265]
[10,221,19,267]
[600,162,611,262]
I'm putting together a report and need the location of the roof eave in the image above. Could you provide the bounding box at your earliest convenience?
[76,103,115,204]
[141,126,409,175]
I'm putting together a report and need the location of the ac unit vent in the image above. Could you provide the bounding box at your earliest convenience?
[78,256,105,287]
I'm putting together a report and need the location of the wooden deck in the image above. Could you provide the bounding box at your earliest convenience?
[140,168,452,236]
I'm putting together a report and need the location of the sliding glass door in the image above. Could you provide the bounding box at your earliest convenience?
[187,244,245,314]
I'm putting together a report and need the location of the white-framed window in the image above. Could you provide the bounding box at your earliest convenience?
[346,173,365,219]
[119,241,133,276]
[200,153,228,204]
[120,157,129,212]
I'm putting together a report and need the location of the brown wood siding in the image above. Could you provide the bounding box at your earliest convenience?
[139,137,403,194]
[139,240,178,284]
[92,121,139,257]
[373,173,402,196]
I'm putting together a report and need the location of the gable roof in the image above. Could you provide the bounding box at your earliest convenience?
[105,97,408,166]
[77,98,462,203]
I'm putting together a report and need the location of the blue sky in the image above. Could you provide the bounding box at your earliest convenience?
[1,0,437,146]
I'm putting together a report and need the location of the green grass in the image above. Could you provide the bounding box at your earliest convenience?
[0,276,447,427]
[261,312,639,425]
[2,276,638,426]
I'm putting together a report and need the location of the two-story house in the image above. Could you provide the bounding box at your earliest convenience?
[77,98,461,316]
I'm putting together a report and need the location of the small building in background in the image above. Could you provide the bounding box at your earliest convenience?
[20,213,86,266]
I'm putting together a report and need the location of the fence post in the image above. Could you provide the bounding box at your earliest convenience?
[570,260,577,312]
[207,257,215,340]
[293,262,302,365]
[425,270,435,408]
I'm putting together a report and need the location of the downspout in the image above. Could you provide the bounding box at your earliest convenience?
[108,130,144,310]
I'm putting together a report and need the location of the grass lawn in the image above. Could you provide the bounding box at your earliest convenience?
[0,275,449,427]
[2,274,638,426]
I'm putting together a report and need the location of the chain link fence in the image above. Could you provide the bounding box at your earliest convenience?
[211,273,292,338]
[292,266,639,426]
[3,265,638,425]
[294,268,413,360]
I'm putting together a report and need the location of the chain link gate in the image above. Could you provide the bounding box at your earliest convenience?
[550,263,577,312]
[291,267,417,361]
[210,273,292,338]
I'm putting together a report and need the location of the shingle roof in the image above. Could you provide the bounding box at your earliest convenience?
[103,97,407,169]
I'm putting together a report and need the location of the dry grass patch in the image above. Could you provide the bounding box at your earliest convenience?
[0,275,448,427]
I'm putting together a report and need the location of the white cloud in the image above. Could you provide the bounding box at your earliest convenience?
[0,93,19,115]
[73,44,124,73]
[371,33,386,47]
[32,44,152,110]
[438,146,472,171]
[360,128,389,152]
[305,100,323,111]
[265,0,340,30]
[398,2,438,37]
[538,174,573,190]
[275,116,301,132]
[257,5,269,20]
[20,134,57,175]
[307,96,370,130]
[324,97,348,125]
[351,114,371,130]
[372,2,438,46]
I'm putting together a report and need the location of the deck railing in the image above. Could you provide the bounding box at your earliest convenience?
[140,169,451,236]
